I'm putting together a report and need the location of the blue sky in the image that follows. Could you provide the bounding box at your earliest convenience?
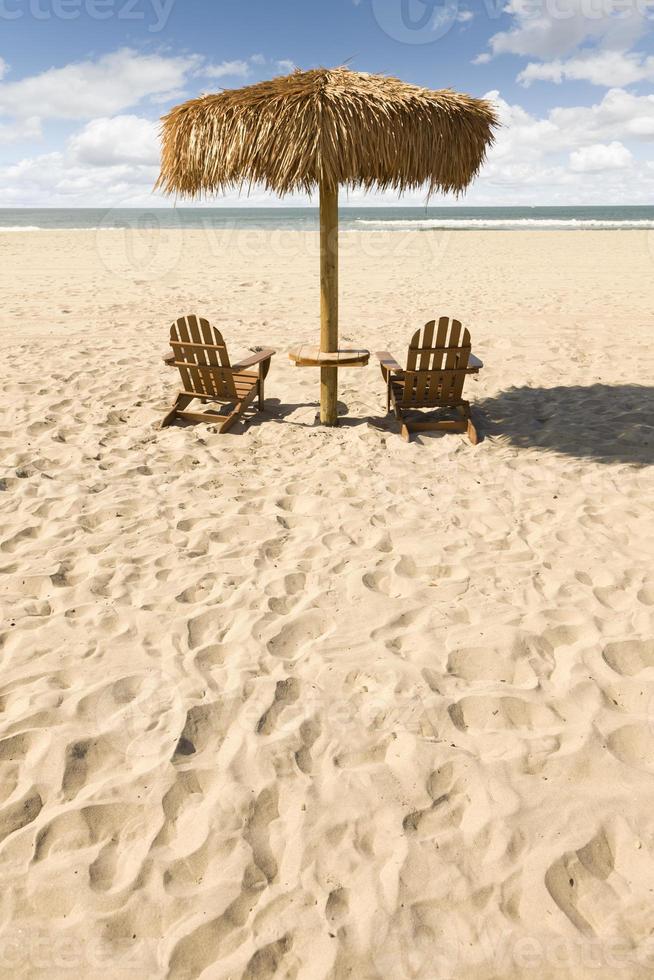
[0,0,653,205]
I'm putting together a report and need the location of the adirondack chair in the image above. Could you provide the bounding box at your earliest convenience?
[375,317,483,443]
[161,315,275,432]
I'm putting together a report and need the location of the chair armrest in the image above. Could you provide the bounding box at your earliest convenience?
[375,351,403,382]
[468,353,484,371]
[231,348,276,373]
[164,347,275,370]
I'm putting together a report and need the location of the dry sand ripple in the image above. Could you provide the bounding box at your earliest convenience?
[0,229,653,978]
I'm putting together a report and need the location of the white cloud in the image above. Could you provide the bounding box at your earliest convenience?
[0,49,305,206]
[548,88,654,143]
[203,60,251,79]
[202,55,297,80]
[485,86,654,157]
[0,50,303,133]
[0,151,158,207]
[0,48,201,120]
[4,85,652,208]
[197,53,301,82]
[69,115,159,166]
[570,140,633,171]
[0,57,8,81]
[470,88,653,202]
[481,0,646,61]
[457,9,474,21]
[518,49,654,86]
[0,115,41,145]
[476,0,652,89]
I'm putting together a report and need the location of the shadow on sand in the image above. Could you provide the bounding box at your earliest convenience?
[475,384,654,466]
[171,385,653,464]
[246,399,373,430]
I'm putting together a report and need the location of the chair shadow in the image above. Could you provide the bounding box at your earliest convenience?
[165,398,376,434]
[475,384,654,466]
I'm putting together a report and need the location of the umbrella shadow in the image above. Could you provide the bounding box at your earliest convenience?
[247,399,371,429]
[475,384,654,466]
[164,399,374,434]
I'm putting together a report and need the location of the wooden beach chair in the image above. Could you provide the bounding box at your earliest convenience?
[375,317,483,443]
[161,315,275,432]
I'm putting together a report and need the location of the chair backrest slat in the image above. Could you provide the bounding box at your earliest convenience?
[170,315,237,400]
[402,317,472,408]
[415,320,434,402]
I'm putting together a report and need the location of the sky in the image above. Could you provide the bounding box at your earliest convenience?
[0,0,653,207]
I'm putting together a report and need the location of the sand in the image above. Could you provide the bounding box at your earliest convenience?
[1,227,653,979]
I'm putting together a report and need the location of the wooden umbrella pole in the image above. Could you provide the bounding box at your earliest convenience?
[319,182,338,425]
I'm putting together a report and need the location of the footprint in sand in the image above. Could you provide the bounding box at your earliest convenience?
[266,610,332,661]
[1,526,39,554]
[83,802,149,893]
[606,723,654,772]
[187,607,223,650]
[174,701,229,759]
[0,731,46,764]
[254,537,286,568]
[0,789,42,844]
[295,716,321,774]
[403,764,462,837]
[449,695,562,733]
[447,643,537,686]
[265,571,307,615]
[159,771,201,828]
[602,639,654,676]
[538,623,586,654]
[256,678,300,735]
[370,608,425,645]
[169,910,292,980]
[61,735,123,801]
[243,785,279,884]
[176,574,216,605]
[545,827,614,935]
[78,673,185,765]
[637,579,654,606]
[162,831,224,896]
[325,886,349,926]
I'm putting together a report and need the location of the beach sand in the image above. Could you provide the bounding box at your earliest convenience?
[1,228,653,978]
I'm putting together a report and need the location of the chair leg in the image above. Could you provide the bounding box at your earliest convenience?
[258,370,264,411]
[467,417,479,445]
[458,402,480,445]
[389,388,406,438]
[396,403,478,444]
[161,393,192,428]
[219,385,258,434]
[218,406,241,434]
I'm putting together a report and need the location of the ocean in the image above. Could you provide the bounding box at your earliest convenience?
[1,206,653,231]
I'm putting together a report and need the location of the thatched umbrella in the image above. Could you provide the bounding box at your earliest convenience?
[156,67,497,425]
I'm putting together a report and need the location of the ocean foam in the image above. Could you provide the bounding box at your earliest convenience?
[352,218,654,230]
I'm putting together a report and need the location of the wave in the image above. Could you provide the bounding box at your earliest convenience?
[352,218,654,230]
[0,226,126,232]
[2,218,653,232]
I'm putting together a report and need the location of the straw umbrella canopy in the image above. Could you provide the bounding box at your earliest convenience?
[156,67,498,425]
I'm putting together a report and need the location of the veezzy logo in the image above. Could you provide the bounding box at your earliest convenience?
[0,0,175,32]
[371,0,654,43]
[372,0,464,43]
[95,209,184,281]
